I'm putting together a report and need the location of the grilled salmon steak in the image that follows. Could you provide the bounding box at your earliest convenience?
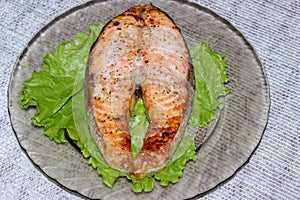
[86,4,194,179]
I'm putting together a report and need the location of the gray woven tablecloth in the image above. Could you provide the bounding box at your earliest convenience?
[1,0,299,199]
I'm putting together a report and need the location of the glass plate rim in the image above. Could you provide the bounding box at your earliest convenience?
[7,0,271,199]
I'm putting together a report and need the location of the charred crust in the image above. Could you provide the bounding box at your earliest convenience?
[162,132,169,137]
[143,118,181,151]
[113,21,120,26]
[118,134,131,150]
[149,18,154,24]
[114,117,121,121]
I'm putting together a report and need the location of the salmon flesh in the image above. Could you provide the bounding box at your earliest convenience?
[86,4,194,179]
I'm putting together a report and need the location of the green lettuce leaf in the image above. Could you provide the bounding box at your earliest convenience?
[19,23,104,143]
[19,22,229,193]
[129,98,149,158]
[127,175,155,193]
[188,43,230,127]
[154,132,196,186]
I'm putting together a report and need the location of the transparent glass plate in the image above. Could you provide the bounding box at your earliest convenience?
[8,0,270,199]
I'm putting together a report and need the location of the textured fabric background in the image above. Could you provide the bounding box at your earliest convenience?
[0,0,299,199]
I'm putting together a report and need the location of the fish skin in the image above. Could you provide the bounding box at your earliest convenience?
[86,4,194,179]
